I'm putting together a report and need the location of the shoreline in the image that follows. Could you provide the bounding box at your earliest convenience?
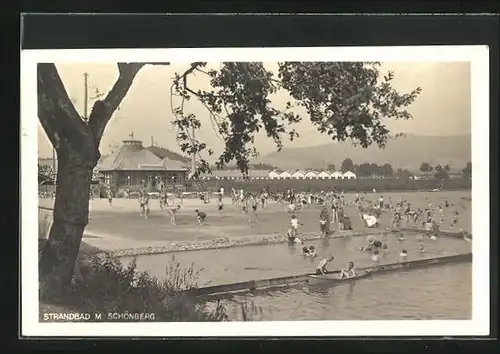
[106,230,389,258]
[105,228,467,259]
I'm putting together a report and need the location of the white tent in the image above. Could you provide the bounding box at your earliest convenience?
[304,171,318,179]
[279,171,292,179]
[317,171,331,179]
[268,170,281,179]
[343,171,357,180]
[292,171,305,179]
[330,171,343,179]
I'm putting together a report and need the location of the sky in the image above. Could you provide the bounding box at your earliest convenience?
[37,61,471,160]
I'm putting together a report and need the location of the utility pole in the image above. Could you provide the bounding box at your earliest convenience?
[191,126,196,178]
[52,147,56,182]
[83,72,89,121]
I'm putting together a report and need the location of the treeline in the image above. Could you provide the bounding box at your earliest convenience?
[420,161,472,180]
[338,158,472,180]
[198,177,471,194]
[337,158,411,179]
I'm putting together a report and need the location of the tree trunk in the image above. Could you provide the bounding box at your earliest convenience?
[39,147,95,288]
[37,62,164,292]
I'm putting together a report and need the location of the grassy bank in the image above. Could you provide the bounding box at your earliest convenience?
[39,219,260,322]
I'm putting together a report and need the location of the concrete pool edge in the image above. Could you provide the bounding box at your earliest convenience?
[100,228,468,258]
[101,230,389,258]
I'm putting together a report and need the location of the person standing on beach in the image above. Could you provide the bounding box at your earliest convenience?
[167,204,181,226]
[319,205,330,237]
[218,197,224,216]
[139,191,150,219]
[106,188,113,207]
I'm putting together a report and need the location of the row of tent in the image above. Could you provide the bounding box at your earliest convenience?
[269,170,357,179]
[200,170,357,180]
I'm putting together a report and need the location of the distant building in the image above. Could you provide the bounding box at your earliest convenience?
[317,171,331,179]
[291,171,305,179]
[204,169,271,180]
[97,139,188,190]
[304,171,318,179]
[268,170,281,179]
[343,171,357,179]
[330,171,343,179]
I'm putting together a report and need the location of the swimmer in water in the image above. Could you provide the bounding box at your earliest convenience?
[430,235,437,241]
[400,249,408,259]
[302,246,310,256]
[308,245,317,257]
[418,244,425,252]
[398,233,405,241]
[339,261,357,279]
[361,236,376,251]
[451,211,459,227]
[371,249,380,262]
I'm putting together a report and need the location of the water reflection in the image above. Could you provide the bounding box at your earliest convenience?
[125,234,471,287]
[346,281,356,301]
[320,237,330,249]
[225,263,472,321]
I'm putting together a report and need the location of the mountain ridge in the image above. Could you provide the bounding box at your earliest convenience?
[252,133,471,172]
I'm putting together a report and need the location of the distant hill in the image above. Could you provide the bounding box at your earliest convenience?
[253,134,471,173]
[146,146,190,164]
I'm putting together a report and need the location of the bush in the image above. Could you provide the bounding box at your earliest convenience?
[40,254,229,321]
[38,212,264,321]
[39,253,264,322]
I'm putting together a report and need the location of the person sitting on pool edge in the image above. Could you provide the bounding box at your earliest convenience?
[339,261,357,279]
[316,255,335,275]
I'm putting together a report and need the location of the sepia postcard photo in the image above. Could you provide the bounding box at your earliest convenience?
[21,46,490,337]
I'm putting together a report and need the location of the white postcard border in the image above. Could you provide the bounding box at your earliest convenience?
[21,46,490,337]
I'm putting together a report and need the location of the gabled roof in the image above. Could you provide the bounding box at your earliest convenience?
[147,145,190,163]
[98,141,187,172]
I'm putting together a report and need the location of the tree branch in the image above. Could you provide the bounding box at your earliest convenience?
[89,62,170,143]
[38,63,88,150]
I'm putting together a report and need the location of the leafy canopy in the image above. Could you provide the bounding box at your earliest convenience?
[161,62,420,177]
